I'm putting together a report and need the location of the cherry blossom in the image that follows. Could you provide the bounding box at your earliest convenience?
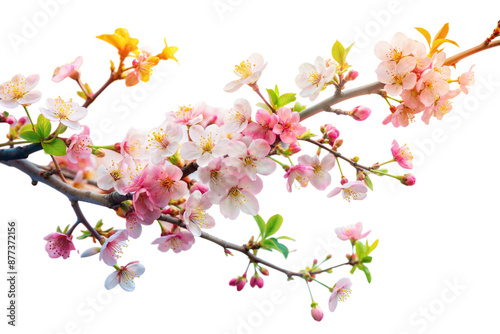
[328,277,352,312]
[244,109,278,144]
[295,56,335,101]
[273,107,307,144]
[181,124,228,166]
[40,97,88,130]
[284,164,314,192]
[350,106,372,121]
[141,163,188,208]
[391,140,413,169]
[197,157,239,192]
[421,89,461,124]
[223,98,252,133]
[52,56,83,83]
[125,211,155,239]
[458,65,475,94]
[374,32,415,63]
[145,120,183,164]
[104,261,145,292]
[224,53,266,92]
[152,230,195,253]
[100,229,129,266]
[335,222,371,243]
[225,139,276,180]
[376,57,417,96]
[0,74,41,108]
[132,188,161,222]
[183,190,215,236]
[327,181,368,201]
[97,152,138,195]
[125,48,159,87]
[415,69,449,107]
[168,104,203,126]
[66,126,92,164]
[297,154,335,190]
[43,232,76,259]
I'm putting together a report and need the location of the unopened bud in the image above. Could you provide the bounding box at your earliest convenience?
[333,139,343,149]
[323,124,340,141]
[347,70,359,81]
[311,304,324,322]
[94,149,106,158]
[350,106,371,121]
[224,249,233,256]
[352,156,359,163]
[399,173,416,186]
[259,267,269,276]
[340,176,348,185]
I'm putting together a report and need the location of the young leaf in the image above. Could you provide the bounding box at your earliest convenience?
[274,85,279,97]
[364,174,374,191]
[19,123,34,134]
[264,214,283,238]
[361,264,372,283]
[35,114,51,138]
[266,88,278,108]
[344,42,355,63]
[277,236,295,241]
[277,93,296,108]
[293,102,306,112]
[331,40,345,65]
[367,239,379,254]
[253,215,266,237]
[362,256,372,263]
[42,138,67,156]
[434,23,449,41]
[19,131,41,143]
[256,102,272,113]
[415,27,432,46]
[297,129,316,140]
[268,237,289,258]
[355,240,367,260]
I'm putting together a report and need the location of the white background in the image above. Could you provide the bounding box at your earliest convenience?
[1,1,499,333]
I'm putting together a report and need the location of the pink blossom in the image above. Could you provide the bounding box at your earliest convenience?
[284,164,314,192]
[66,126,92,164]
[151,231,195,253]
[273,107,307,144]
[132,188,161,222]
[328,277,352,312]
[183,190,215,236]
[104,261,145,292]
[168,104,204,126]
[374,32,416,63]
[327,181,368,201]
[416,69,450,107]
[295,56,335,101]
[224,53,267,92]
[297,154,335,190]
[249,275,264,289]
[458,65,475,94]
[120,128,148,162]
[197,157,239,192]
[180,124,228,166]
[335,222,371,242]
[125,211,155,239]
[52,56,83,82]
[223,98,252,133]
[421,89,461,124]
[384,104,421,128]
[391,140,413,169]
[0,74,41,108]
[311,304,324,322]
[225,139,276,180]
[190,182,209,194]
[125,48,159,87]
[96,152,138,194]
[196,102,227,128]
[43,232,76,259]
[376,57,417,96]
[322,124,340,140]
[100,229,129,266]
[209,175,263,220]
[142,163,188,208]
[244,109,278,144]
[40,97,88,130]
[145,120,183,164]
[350,106,372,121]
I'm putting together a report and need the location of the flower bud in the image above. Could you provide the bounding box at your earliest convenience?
[6,115,16,125]
[94,149,106,158]
[229,278,237,286]
[340,176,348,185]
[236,276,247,291]
[350,106,371,121]
[224,249,233,256]
[256,276,264,288]
[259,267,269,276]
[323,124,339,140]
[347,70,359,81]
[311,304,324,322]
[250,275,257,288]
[289,142,301,154]
[333,139,343,149]
[400,173,416,186]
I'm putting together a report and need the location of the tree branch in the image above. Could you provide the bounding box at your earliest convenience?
[0,143,42,161]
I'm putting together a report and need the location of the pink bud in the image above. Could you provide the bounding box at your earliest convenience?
[350,106,371,121]
[289,142,301,154]
[236,278,247,291]
[250,276,257,288]
[340,176,348,185]
[224,249,233,256]
[323,124,340,140]
[229,278,237,286]
[190,182,209,194]
[347,70,359,81]
[259,267,269,276]
[400,174,416,186]
[6,115,16,125]
[256,277,264,288]
[311,304,324,322]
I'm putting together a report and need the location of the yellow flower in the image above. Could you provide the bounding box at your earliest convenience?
[156,38,178,62]
[97,28,139,60]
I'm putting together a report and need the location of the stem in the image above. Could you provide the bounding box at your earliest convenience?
[386,96,403,103]
[249,83,276,113]
[82,73,116,108]
[444,39,500,67]
[312,262,351,275]
[378,159,395,167]
[70,201,103,243]
[22,105,35,130]
[66,221,80,237]
[50,155,68,183]
[0,141,29,147]
[306,280,315,303]
[336,157,344,177]
[268,156,289,169]
[312,278,331,290]
[75,78,90,99]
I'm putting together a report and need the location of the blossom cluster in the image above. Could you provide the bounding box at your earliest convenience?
[375,32,474,126]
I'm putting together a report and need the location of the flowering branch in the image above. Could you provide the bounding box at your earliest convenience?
[0,143,42,161]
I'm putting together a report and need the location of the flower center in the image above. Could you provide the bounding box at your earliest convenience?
[342,188,361,202]
[160,177,175,190]
[199,134,215,153]
[54,97,75,120]
[148,131,170,149]
[234,60,254,79]
[338,288,352,302]
[192,205,209,227]
[2,77,27,99]
[398,145,413,160]
[308,71,321,85]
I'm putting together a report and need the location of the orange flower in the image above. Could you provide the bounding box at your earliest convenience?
[97,28,139,61]
[156,38,178,62]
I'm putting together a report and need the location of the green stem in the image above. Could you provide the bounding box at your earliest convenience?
[113,265,121,271]
[386,96,403,103]
[370,169,400,179]
[0,140,29,147]
[90,145,118,151]
[312,279,331,291]
[336,157,344,177]
[22,105,35,130]
[306,280,315,303]
[378,159,396,167]
[268,156,288,169]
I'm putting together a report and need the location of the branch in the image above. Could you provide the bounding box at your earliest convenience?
[443,39,500,67]
[0,143,42,161]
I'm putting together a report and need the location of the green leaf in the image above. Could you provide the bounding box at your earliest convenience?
[77,91,87,100]
[253,215,266,237]
[256,102,272,113]
[19,131,41,143]
[355,241,367,260]
[269,238,289,259]
[297,129,316,140]
[276,93,296,108]
[367,239,379,255]
[415,27,432,47]
[362,256,372,263]
[63,224,69,233]
[364,174,373,191]
[361,264,372,283]
[274,85,279,97]
[96,219,104,228]
[42,138,67,156]
[54,125,68,136]
[350,266,356,274]
[35,114,51,138]
[344,42,355,62]
[331,40,345,65]
[56,226,62,233]
[264,214,283,238]
[293,102,306,112]
[266,88,278,108]
[20,123,34,134]
[277,236,295,241]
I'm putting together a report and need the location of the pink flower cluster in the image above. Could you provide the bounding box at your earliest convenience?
[375,33,474,126]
